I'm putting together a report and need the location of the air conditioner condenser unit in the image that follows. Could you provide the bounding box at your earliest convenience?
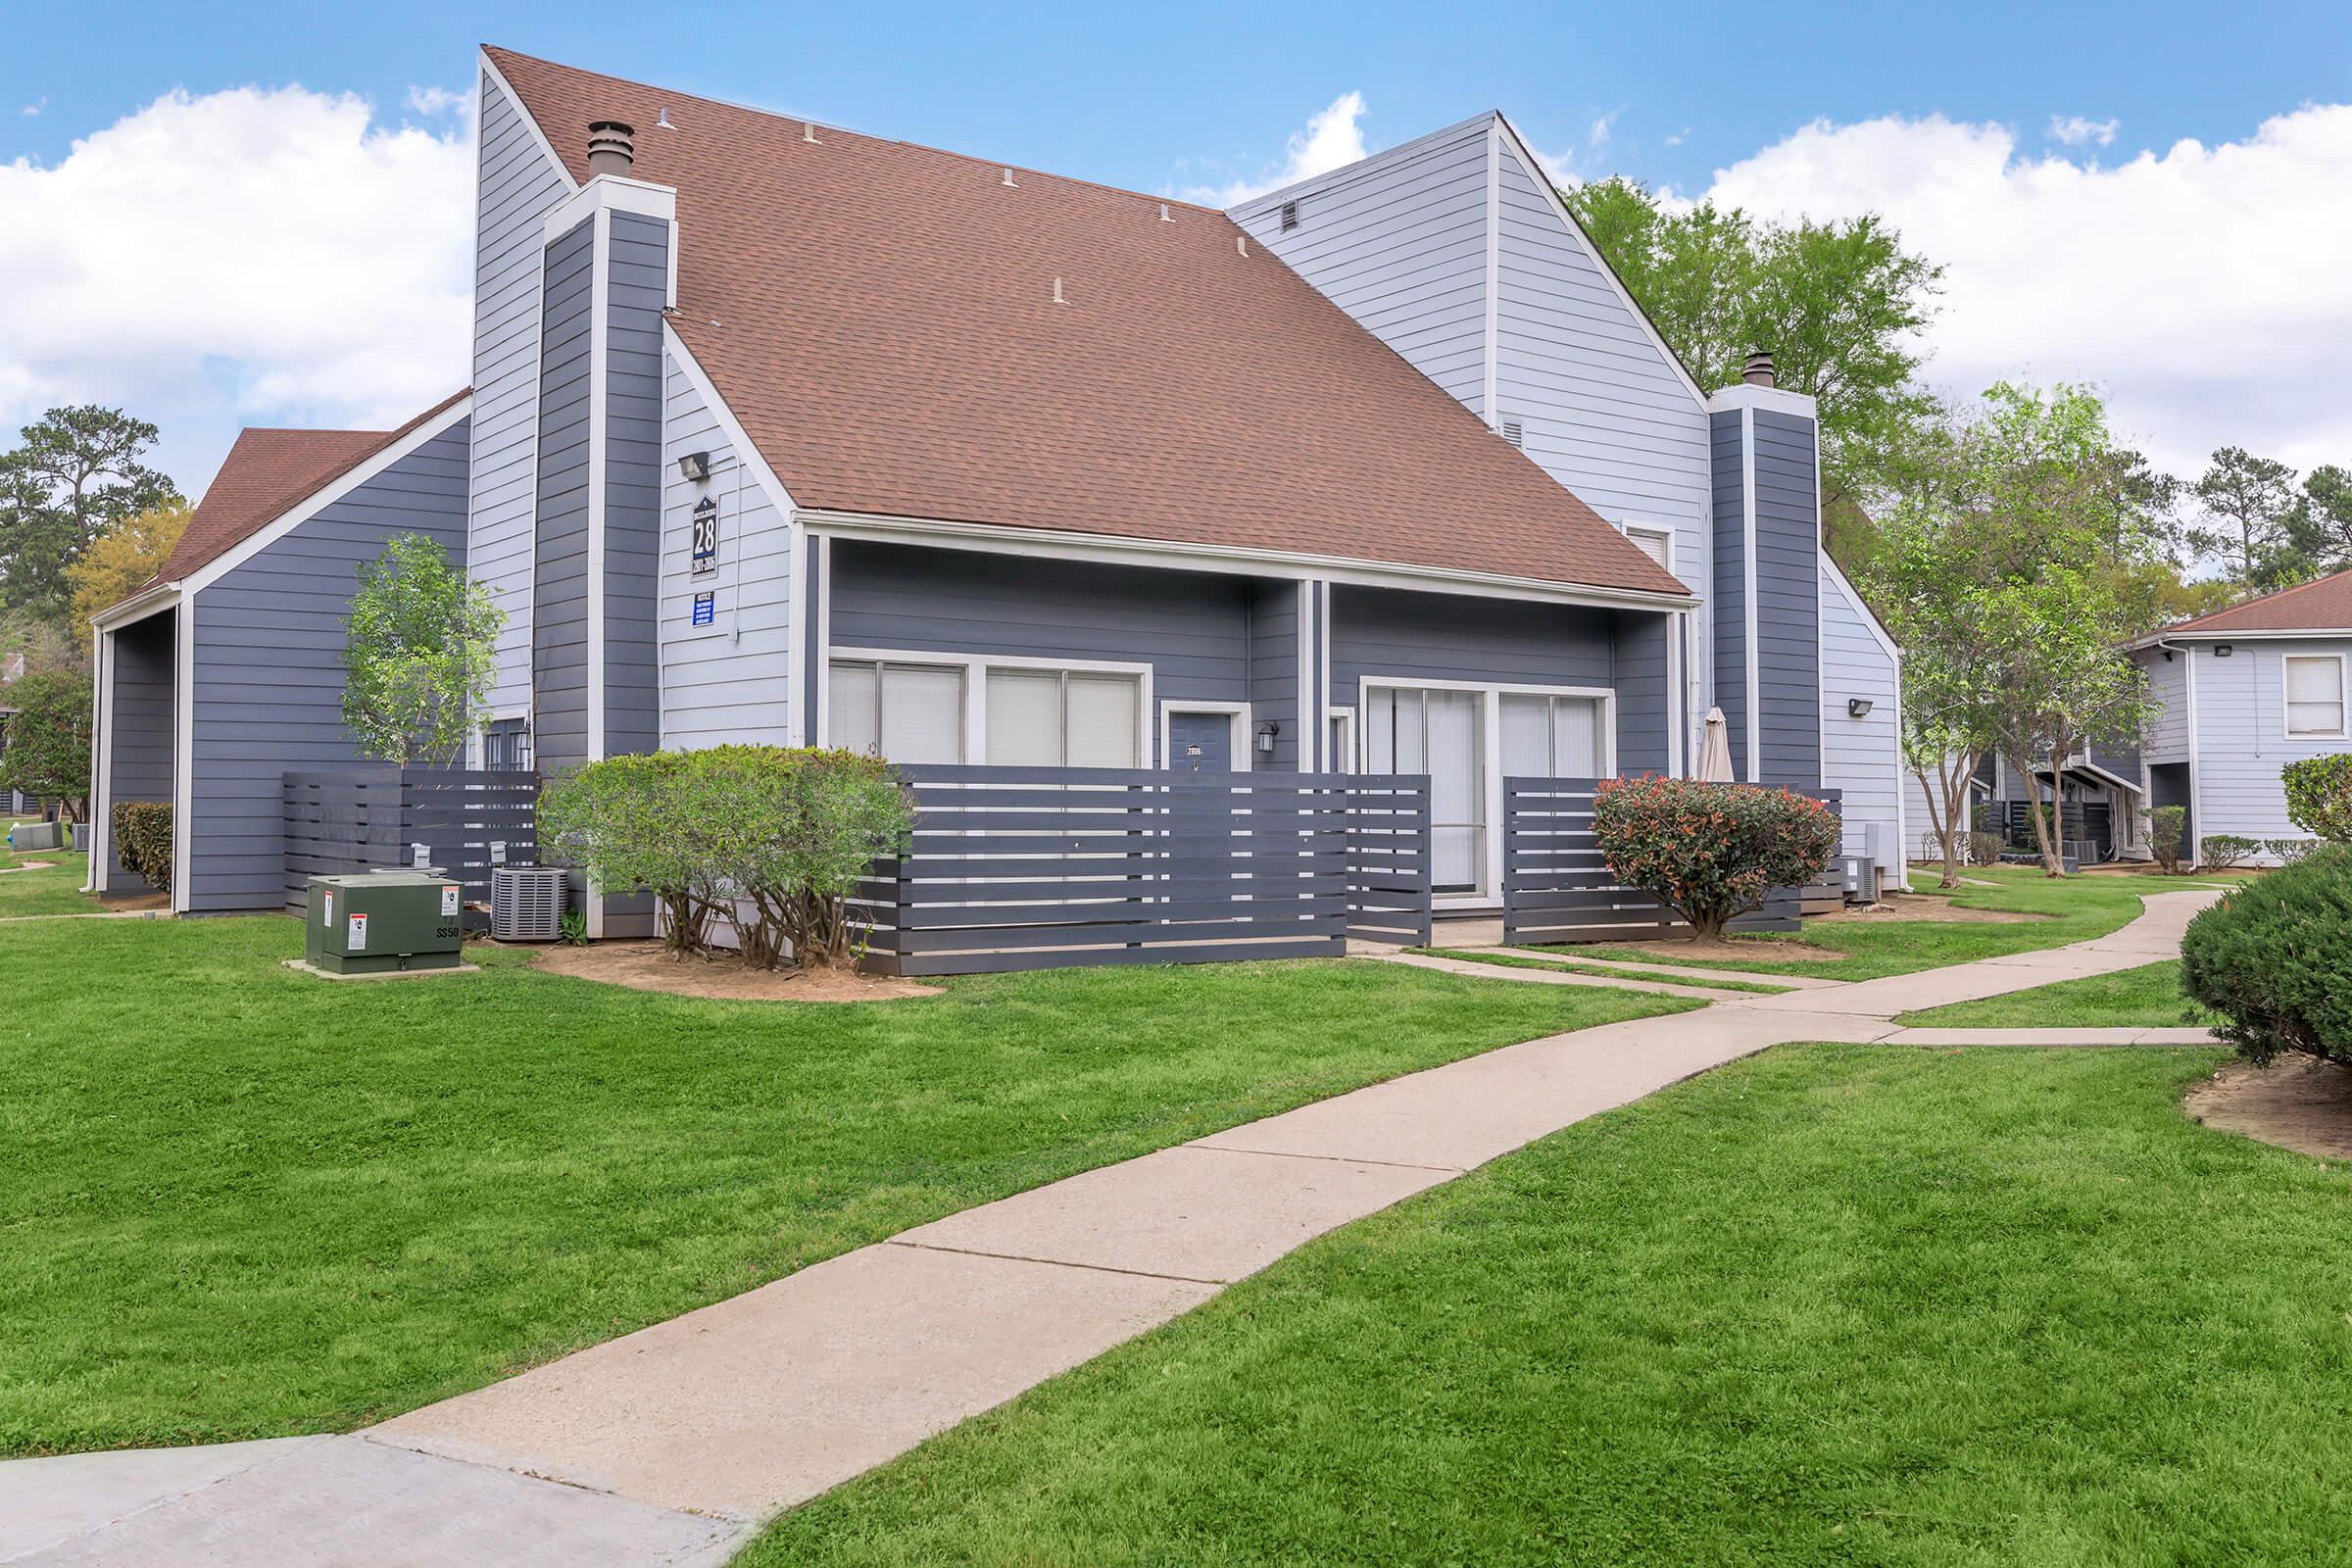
[491,865,566,942]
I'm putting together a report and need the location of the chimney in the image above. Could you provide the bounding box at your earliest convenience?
[1741,350,1776,388]
[587,121,636,178]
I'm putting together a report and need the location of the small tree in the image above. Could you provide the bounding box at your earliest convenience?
[2282,755,2352,843]
[0,665,92,819]
[2149,806,2188,875]
[1592,775,1841,943]
[340,534,503,766]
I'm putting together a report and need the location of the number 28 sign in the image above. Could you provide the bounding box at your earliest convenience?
[691,497,719,576]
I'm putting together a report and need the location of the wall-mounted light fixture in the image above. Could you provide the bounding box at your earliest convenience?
[2214,643,2234,658]
[1847,698,1874,719]
[1255,721,1279,757]
[677,451,711,482]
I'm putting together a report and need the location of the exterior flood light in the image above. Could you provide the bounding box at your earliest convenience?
[2214,644,2234,658]
[677,451,712,482]
[1847,698,1874,718]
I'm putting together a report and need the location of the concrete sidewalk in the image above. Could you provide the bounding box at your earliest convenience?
[2,885,2224,1566]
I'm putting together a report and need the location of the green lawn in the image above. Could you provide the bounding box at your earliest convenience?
[1544,863,2236,982]
[1900,959,2215,1030]
[0,818,96,917]
[752,1044,2352,1567]
[1414,946,1793,996]
[0,913,1688,1456]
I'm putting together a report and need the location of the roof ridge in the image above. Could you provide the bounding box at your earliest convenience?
[482,45,1229,217]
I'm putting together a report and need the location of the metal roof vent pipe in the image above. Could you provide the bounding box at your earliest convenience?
[588,121,636,178]
[1741,350,1776,388]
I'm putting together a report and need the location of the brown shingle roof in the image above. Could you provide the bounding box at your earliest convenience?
[2160,567,2352,635]
[484,48,1690,601]
[157,388,470,584]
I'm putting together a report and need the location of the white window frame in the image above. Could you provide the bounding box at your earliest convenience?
[1326,706,1357,774]
[1156,700,1251,773]
[828,646,1153,766]
[1357,675,1618,906]
[826,657,970,763]
[2282,652,2349,741]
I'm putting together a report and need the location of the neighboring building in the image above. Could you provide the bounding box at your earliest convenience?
[90,46,1906,923]
[87,394,471,908]
[2129,567,2352,862]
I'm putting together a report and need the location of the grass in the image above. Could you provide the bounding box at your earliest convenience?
[749,1044,2352,1567]
[0,818,95,917]
[0,913,1690,1456]
[1413,946,1793,996]
[1541,863,2239,982]
[1899,959,2215,1031]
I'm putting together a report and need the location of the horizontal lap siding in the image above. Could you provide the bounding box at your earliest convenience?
[1250,582,1299,768]
[532,217,594,770]
[186,424,471,910]
[1329,584,1615,697]
[2191,638,2352,841]
[106,611,175,892]
[2141,651,2187,760]
[1235,119,1492,415]
[1709,410,1748,774]
[1818,561,1900,863]
[660,356,792,748]
[827,541,1253,766]
[1752,410,1821,790]
[472,73,571,723]
[605,211,667,760]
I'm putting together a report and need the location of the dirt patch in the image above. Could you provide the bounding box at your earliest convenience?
[2184,1055,2352,1161]
[1812,894,2039,926]
[1588,936,1849,964]
[528,940,942,1003]
[0,859,56,874]
[99,891,169,911]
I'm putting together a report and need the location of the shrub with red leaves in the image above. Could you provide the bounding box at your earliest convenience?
[1592,775,1841,942]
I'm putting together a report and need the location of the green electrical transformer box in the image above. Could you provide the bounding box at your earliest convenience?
[305,872,466,974]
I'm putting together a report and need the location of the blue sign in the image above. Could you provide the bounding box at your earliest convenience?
[691,591,715,626]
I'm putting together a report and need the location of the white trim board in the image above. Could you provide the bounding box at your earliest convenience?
[796,509,1697,614]
[2282,650,2350,741]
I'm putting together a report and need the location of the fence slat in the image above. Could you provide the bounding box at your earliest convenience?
[284,768,540,925]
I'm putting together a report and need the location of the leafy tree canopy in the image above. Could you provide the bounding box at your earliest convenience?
[65,502,192,652]
[340,533,504,767]
[0,407,181,621]
[1562,176,1944,538]
[0,663,94,819]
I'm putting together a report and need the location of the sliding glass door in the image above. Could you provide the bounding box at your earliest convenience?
[1365,685,1486,894]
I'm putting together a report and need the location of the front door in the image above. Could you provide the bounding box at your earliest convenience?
[1167,710,1235,772]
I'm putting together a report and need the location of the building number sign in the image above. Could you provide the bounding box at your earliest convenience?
[691,497,719,576]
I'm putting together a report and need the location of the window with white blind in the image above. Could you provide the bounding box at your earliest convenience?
[986,668,1141,766]
[1499,692,1604,779]
[2284,655,2347,738]
[828,660,965,763]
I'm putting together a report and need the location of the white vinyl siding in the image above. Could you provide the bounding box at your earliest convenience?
[470,69,573,721]
[1818,559,1903,873]
[2284,654,2347,738]
[2188,637,2352,847]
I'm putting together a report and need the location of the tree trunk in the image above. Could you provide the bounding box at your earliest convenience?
[2009,745,2067,876]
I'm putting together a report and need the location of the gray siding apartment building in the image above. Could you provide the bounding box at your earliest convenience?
[88,46,1906,922]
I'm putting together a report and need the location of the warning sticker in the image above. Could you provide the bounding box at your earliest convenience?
[322,890,336,925]
[347,913,368,950]
[440,885,461,917]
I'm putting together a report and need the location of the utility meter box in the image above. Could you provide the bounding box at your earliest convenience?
[305,871,465,974]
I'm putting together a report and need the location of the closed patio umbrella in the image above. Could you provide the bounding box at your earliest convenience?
[1697,707,1735,783]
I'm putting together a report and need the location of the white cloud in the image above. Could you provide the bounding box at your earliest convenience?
[1664,125,1690,149]
[404,84,466,118]
[1176,91,1368,206]
[0,85,473,496]
[20,99,44,119]
[1588,111,1617,149]
[1701,106,2352,478]
[2048,114,2119,148]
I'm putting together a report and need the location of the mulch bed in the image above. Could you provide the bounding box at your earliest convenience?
[530,940,943,1003]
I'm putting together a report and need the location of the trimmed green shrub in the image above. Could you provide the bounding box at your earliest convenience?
[2180,846,2352,1065]
[2267,838,2327,867]
[110,801,172,896]
[1592,776,1842,942]
[2200,833,2261,870]
[2283,754,2352,843]
[1967,830,2004,867]
[538,746,912,968]
[2149,805,2188,875]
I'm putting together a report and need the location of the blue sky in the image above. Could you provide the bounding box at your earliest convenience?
[5,1,2351,495]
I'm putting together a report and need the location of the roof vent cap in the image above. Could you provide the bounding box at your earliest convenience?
[1741,350,1776,388]
[587,120,635,177]
[1002,167,1017,187]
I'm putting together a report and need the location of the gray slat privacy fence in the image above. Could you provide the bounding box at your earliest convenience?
[853,765,1430,976]
[283,768,540,925]
[1502,777,1842,947]
[1344,775,1433,946]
